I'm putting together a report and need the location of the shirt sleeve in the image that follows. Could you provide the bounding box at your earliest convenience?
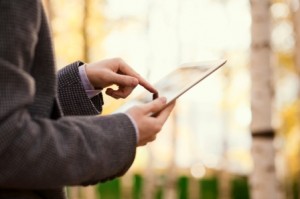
[78,64,102,99]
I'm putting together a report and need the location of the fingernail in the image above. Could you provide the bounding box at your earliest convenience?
[152,93,158,100]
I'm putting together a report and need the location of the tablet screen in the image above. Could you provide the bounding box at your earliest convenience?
[116,59,226,112]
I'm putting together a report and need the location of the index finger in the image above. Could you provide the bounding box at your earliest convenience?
[137,75,158,94]
[118,61,158,94]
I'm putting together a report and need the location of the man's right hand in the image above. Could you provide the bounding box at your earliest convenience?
[126,97,176,146]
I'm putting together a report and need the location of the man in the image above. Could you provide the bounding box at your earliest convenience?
[0,0,175,198]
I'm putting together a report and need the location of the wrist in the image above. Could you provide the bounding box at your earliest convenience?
[79,64,95,90]
[124,113,139,145]
[79,64,102,98]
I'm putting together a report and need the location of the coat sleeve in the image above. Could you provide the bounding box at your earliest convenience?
[0,0,136,189]
[57,61,104,116]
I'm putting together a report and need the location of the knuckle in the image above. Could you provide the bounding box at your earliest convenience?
[133,104,143,110]
[129,105,143,114]
[124,90,132,97]
[113,57,123,63]
[113,94,120,99]
[150,136,156,141]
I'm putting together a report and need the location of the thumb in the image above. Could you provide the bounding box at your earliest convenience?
[143,97,167,114]
[110,73,138,87]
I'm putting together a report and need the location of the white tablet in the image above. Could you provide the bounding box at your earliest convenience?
[116,59,226,113]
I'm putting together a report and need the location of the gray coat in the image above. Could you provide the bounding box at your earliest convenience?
[0,1,137,198]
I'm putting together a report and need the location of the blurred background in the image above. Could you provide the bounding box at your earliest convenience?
[42,0,300,198]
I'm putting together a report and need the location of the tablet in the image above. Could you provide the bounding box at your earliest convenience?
[116,59,226,113]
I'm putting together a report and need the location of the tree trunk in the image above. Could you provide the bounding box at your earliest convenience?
[289,1,300,198]
[143,146,156,199]
[164,110,178,199]
[250,0,282,198]
[82,0,90,62]
[289,0,300,77]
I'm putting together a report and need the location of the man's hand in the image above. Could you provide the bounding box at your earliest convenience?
[85,58,158,99]
[126,97,176,146]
